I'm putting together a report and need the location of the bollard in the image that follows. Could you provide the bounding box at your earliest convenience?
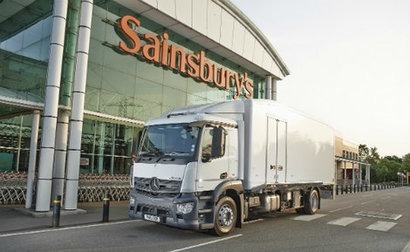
[336,185,339,195]
[52,195,62,228]
[353,184,356,193]
[102,194,110,222]
[349,184,352,193]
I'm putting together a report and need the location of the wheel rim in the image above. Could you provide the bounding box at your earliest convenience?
[311,192,318,211]
[217,203,234,227]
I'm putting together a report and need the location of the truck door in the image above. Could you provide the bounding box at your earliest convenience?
[196,126,230,191]
[267,117,287,183]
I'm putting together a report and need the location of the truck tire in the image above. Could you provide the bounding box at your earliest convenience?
[295,207,305,214]
[213,196,237,236]
[304,189,319,215]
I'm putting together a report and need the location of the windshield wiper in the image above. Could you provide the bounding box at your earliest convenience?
[140,150,163,157]
[157,154,175,162]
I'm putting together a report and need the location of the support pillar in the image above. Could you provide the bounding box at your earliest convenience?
[98,122,105,174]
[65,0,94,210]
[366,165,371,185]
[52,0,81,203]
[343,161,347,185]
[359,163,362,186]
[36,0,68,211]
[265,75,272,100]
[272,78,277,101]
[352,163,355,186]
[52,110,70,201]
[25,110,40,209]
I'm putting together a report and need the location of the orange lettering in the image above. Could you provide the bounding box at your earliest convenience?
[142,33,160,63]
[116,15,253,99]
[186,53,199,78]
[160,33,169,66]
[224,70,235,90]
[199,51,213,82]
[169,45,187,73]
[118,15,141,54]
[232,73,243,99]
[212,65,226,88]
[244,79,254,99]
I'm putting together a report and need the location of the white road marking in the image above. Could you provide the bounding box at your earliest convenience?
[244,218,264,224]
[328,205,353,213]
[0,220,140,238]
[355,211,402,221]
[169,234,243,252]
[292,214,326,221]
[327,217,361,226]
[366,221,397,232]
[402,240,410,252]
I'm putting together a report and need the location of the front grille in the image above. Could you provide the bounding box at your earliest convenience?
[134,177,181,197]
[138,205,171,217]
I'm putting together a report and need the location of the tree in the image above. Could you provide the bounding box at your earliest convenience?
[373,157,401,182]
[402,153,410,173]
[358,144,369,161]
[358,144,380,165]
[369,147,380,164]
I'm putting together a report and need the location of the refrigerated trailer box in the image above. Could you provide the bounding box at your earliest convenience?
[129,99,336,235]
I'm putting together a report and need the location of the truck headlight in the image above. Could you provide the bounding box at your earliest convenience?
[176,202,194,214]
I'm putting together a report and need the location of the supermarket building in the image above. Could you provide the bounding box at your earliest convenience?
[0,0,289,211]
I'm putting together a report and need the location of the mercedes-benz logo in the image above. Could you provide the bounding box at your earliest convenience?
[149,177,160,191]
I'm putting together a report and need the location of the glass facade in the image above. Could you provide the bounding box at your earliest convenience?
[0,1,266,174]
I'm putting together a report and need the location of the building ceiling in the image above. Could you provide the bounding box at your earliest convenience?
[0,0,51,42]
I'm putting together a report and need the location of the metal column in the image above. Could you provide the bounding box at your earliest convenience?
[52,0,81,203]
[265,75,272,100]
[343,161,347,184]
[65,0,94,210]
[25,110,40,209]
[272,78,277,101]
[352,163,355,186]
[36,0,68,211]
[359,163,362,186]
[365,164,371,185]
[52,110,70,201]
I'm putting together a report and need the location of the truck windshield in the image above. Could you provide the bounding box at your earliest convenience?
[139,123,199,160]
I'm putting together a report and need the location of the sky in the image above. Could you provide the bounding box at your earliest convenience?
[231,0,410,157]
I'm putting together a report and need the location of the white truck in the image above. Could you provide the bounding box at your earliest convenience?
[128,99,335,235]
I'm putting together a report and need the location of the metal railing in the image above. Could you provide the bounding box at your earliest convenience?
[0,171,130,205]
[335,183,406,195]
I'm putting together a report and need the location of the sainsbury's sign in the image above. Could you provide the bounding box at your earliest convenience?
[117,15,253,99]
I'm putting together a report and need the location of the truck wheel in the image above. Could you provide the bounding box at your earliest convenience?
[213,196,237,236]
[295,207,305,214]
[304,189,319,215]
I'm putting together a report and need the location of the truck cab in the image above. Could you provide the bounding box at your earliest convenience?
[129,112,243,235]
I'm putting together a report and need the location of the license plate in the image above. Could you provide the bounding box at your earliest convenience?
[144,214,160,223]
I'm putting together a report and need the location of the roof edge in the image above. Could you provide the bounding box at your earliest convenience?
[216,0,290,77]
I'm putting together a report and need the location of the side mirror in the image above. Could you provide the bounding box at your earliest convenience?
[134,130,143,153]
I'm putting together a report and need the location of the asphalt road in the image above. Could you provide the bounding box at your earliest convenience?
[1,187,410,252]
